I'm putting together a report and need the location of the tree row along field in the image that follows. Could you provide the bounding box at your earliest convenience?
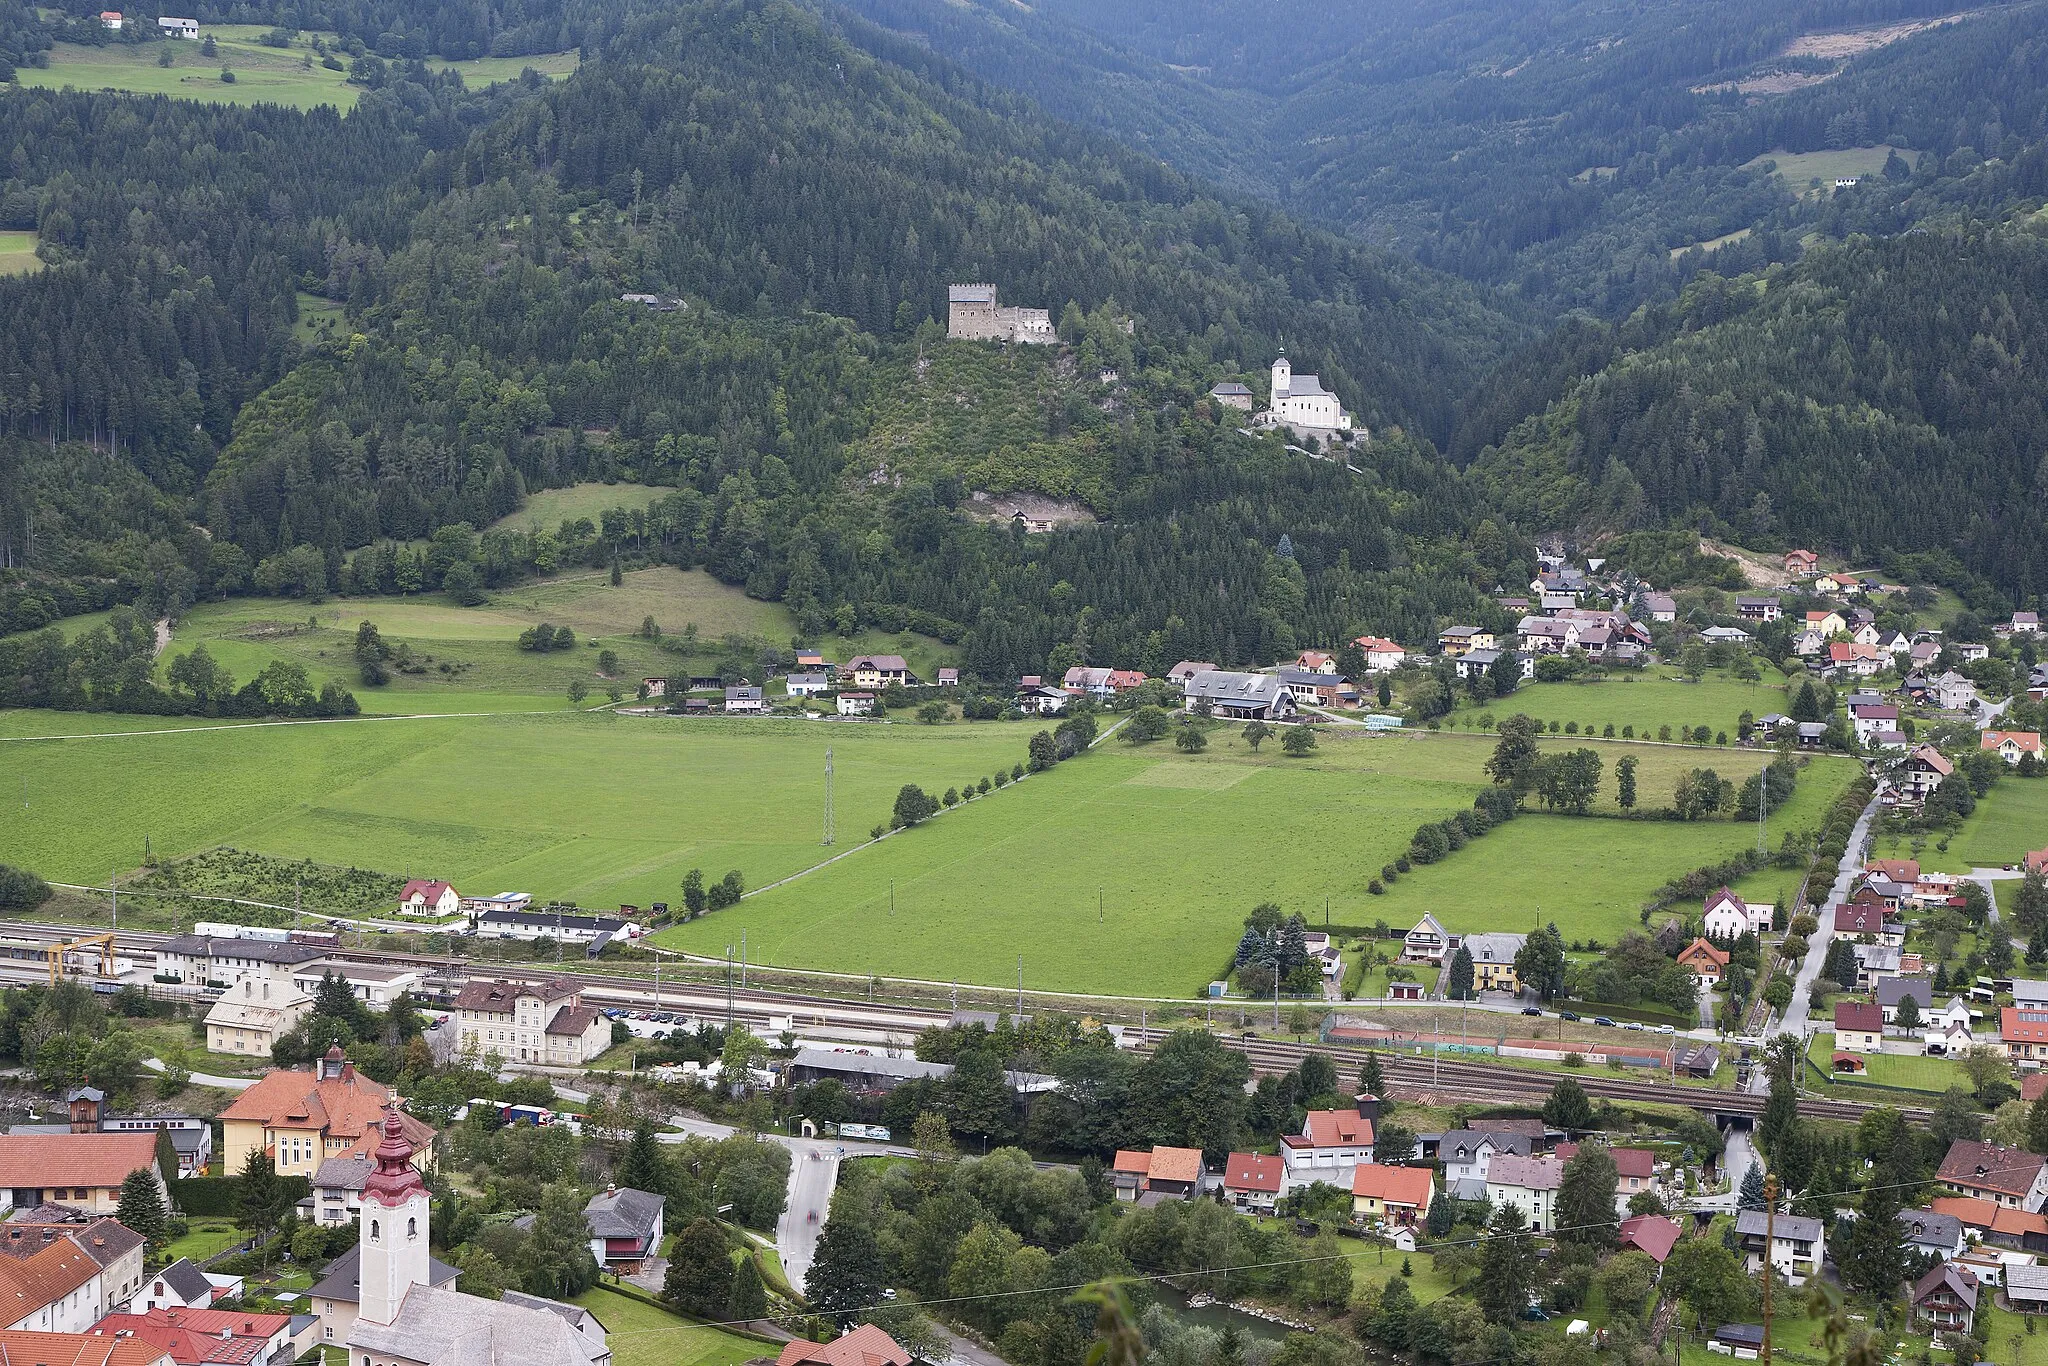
[1,702,1854,995]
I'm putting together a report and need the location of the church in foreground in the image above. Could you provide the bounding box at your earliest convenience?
[342,1110,609,1366]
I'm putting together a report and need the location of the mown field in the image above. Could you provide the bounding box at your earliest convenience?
[488,482,675,533]
[7,25,577,111]
[154,564,957,708]
[1866,773,2048,873]
[660,728,1857,993]
[0,231,39,275]
[566,1286,763,1366]
[4,701,1853,994]
[1446,665,1796,740]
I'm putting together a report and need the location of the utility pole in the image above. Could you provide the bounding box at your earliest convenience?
[1761,1172,1779,1366]
[1016,956,1023,1016]
[109,872,117,932]
[741,929,747,989]
[1757,754,1769,858]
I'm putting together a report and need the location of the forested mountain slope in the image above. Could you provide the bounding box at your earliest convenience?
[1469,229,2048,596]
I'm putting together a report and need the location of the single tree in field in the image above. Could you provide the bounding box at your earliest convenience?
[567,679,588,705]
[682,868,706,917]
[1242,720,1271,751]
[1281,726,1316,756]
[1615,755,1637,809]
[1175,726,1208,753]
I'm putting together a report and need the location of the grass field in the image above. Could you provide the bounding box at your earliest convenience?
[489,482,675,533]
[659,729,1857,993]
[1806,1032,1968,1093]
[295,290,346,345]
[163,1217,243,1263]
[154,566,957,707]
[8,26,576,111]
[3,710,1028,917]
[567,1286,764,1366]
[1867,775,2048,873]
[1743,145,1915,192]
[1447,667,1793,741]
[0,231,40,275]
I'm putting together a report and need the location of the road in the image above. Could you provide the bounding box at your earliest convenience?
[1775,793,1881,1040]
[1687,1123,1758,1213]
[138,1056,256,1091]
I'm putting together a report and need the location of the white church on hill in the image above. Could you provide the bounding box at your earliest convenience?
[1259,353,1352,433]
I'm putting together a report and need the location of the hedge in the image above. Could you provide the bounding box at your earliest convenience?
[170,1174,310,1217]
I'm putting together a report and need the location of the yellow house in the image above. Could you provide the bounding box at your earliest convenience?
[1464,932,1524,994]
[216,1047,434,1179]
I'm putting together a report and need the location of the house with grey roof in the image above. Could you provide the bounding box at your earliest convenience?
[1898,1209,1966,1260]
[132,1256,218,1312]
[1180,670,1296,721]
[1735,1208,1825,1283]
[1878,975,1934,1025]
[302,1155,375,1226]
[582,1186,665,1268]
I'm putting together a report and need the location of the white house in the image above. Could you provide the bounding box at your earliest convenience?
[1402,913,1451,964]
[1736,1209,1825,1284]
[1437,1129,1531,1188]
[291,961,424,1009]
[1352,636,1407,672]
[396,880,461,919]
[724,686,766,714]
[837,691,877,716]
[1280,1104,1376,1187]
[452,978,611,1067]
[1702,887,1770,940]
[158,15,197,35]
[1486,1155,1564,1233]
[785,672,833,697]
[1932,671,1978,710]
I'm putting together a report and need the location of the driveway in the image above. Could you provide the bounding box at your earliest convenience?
[139,1057,256,1091]
[1688,1124,1758,1212]
[1775,793,1881,1039]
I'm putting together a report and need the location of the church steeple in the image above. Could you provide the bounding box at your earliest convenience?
[359,1106,430,1327]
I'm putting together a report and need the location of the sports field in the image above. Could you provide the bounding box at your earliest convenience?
[8,26,576,111]
[156,566,956,707]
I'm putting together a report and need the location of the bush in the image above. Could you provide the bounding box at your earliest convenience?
[1368,880,1384,895]
[0,863,53,910]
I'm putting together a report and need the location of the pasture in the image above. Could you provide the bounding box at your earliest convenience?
[1446,667,1794,741]
[566,1287,763,1366]
[156,566,958,707]
[659,729,1857,994]
[1866,774,2048,873]
[1743,145,1916,192]
[0,232,40,275]
[8,26,577,112]
[3,702,1854,994]
[489,482,676,533]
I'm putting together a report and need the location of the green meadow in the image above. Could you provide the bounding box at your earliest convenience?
[659,729,1857,994]
[0,231,40,276]
[1446,665,1796,741]
[154,564,957,708]
[566,1286,763,1366]
[8,26,576,112]
[1868,772,2048,873]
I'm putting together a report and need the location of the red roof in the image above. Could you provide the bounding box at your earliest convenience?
[1930,1195,2048,1239]
[0,1332,169,1366]
[777,1325,913,1366]
[398,878,452,902]
[0,1239,102,1319]
[1984,731,2044,755]
[95,1308,295,1365]
[1299,1109,1374,1148]
[1556,1143,1654,1180]
[2003,1007,2048,1044]
[1867,858,1921,883]
[1224,1153,1283,1194]
[1350,1164,1433,1208]
[1617,1214,1681,1263]
[2023,1073,2048,1103]
[1834,902,1889,935]
[1836,1002,1883,1033]
[0,1133,159,1190]
[1678,937,1730,969]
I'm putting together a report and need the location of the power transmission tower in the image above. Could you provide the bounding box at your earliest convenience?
[822,748,835,846]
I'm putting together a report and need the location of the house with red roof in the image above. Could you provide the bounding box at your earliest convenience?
[1834,896,1902,946]
[1835,1002,1884,1053]
[777,1325,912,1366]
[2003,1007,2048,1066]
[1617,1214,1681,1263]
[0,1236,106,1333]
[1937,1140,2048,1212]
[1350,1164,1433,1226]
[1111,1147,1205,1204]
[1281,1101,1376,1186]
[1351,637,1407,672]
[1785,549,1819,575]
[1223,1153,1285,1213]
[0,1134,163,1216]
[0,1332,169,1366]
[395,880,460,918]
[89,1307,298,1366]
[1677,937,1729,982]
[1983,731,2044,766]
[216,1048,434,1181]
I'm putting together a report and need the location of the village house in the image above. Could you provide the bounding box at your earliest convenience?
[2002,1007,2048,1067]
[1455,648,1533,682]
[842,655,911,688]
[1486,1155,1564,1233]
[1938,1140,2048,1211]
[1062,666,1147,700]
[1878,975,1933,1025]
[152,934,328,989]
[1463,932,1526,993]
[126,1257,221,1313]
[1555,1143,1658,1215]
[2010,612,2043,635]
[1677,937,1730,982]
[1898,1209,1968,1261]
[1931,1194,2048,1251]
[778,1327,910,1366]
[1834,1002,1884,1054]
[1735,1208,1826,1284]
[97,1307,301,1366]
[158,15,197,36]
[1281,1102,1377,1186]
[1894,745,1954,805]
[1222,1153,1284,1214]
[1277,669,1360,708]
[785,671,832,697]
[578,1186,665,1270]
[1835,897,1902,945]
[1931,671,1978,710]
[1700,625,1752,646]
[1910,1264,1979,1335]
[204,974,313,1057]
[1438,1130,1533,1191]
[1617,1215,1681,1264]
[472,907,634,945]
[1641,592,1676,622]
[0,1134,163,1217]
[1517,617,1579,653]
[836,691,876,716]
[1785,549,1820,575]
[724,685,766,713]
[290,962,423,1010]
[1350,1164,1433,1226]
[1111,1147,1205,1204]
[0,1219,145,1313]
[0,1236,106,1332]
[1736,595,1783,622]
[453,979,609,1067]
[1850,702,1901,745]
[1826,642,1887,677]
[1805,609,1847,638]
[1208,382,1253,411]
[216,1048,435,1180]
[1180,670,1296,720]
[1702,887,1772,940]
[1436,626,1493,656]
[1983,731,2044,766]
[396,880,461,918]
[1166,661,1218,684]
[1352,636,1408,671]
[304,1155,374,1227]
[1402,913,1452,964]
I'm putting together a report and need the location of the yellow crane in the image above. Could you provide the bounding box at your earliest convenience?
[46,933,116,986]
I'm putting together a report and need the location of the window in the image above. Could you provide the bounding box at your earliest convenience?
[407,1217,417,1240]
[370,1220,380,1242]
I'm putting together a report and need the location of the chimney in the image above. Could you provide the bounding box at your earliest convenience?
[1354,1093,1381,1124]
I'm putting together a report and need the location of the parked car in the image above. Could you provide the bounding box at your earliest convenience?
[1593,1016,1615,1027]
[1655,1024,1676,1035]
[1621,1021,1644,1031]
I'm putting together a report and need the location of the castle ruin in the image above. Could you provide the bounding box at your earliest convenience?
[947,284,1056,344]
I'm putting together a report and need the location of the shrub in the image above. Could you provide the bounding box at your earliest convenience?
[1368,880,1384,895]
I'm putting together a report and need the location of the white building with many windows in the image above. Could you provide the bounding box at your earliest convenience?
[452,979,610,1066]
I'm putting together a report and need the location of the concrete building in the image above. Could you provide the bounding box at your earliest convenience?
[204,974,313,1056]
[452,979,610,1067]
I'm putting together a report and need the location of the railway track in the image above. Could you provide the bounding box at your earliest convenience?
[7,921,1927,1122]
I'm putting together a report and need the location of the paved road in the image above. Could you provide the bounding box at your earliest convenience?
[1969,867,2021,926]
[1776,793,1881,1039]
[139,1056,256,1091]
[1688,1124,1758,1212]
